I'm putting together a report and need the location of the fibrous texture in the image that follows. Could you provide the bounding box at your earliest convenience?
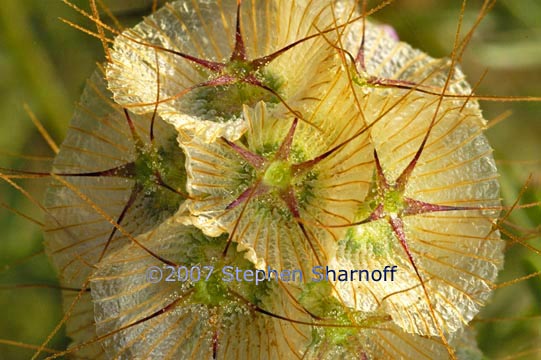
[43,0,504,358]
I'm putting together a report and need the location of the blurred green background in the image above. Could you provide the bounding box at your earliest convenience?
[0,0,539,359]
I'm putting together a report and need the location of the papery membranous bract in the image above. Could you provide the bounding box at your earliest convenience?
[4,0,541,359]
[44,67,187,287]
[322,0,504,339]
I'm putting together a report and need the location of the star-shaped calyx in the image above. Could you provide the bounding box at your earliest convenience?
[220,118,332,269]
[224,118,308,210]
[38,69,189,358]
[358,145,478,301]
[87,220,313,359]
[137,0,293,110]
[366,147,474,247]
[106,0,340,141]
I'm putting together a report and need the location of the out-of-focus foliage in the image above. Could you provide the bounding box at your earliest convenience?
[0,1,539,359]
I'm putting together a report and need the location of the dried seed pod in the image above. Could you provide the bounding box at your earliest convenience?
[43,66,188,353]
[328,6,504,337]
[106,0,341,142]
[5,1,539,359]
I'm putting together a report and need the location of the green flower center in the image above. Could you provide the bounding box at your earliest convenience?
[192,271,229,307]
[133,146,158,187]
[382,187,405,216]
[263,161,292,189]
[226,60,255,79]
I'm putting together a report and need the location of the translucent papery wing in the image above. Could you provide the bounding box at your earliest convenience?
[90,219,311,359]
[333,89,504,336]
[61,290,107,359]
[365,323,449,360]
[106,0,341,142]
[44,67,186,287]
[240,0,332,59]
[452,327,485,360]
[44,68,134,286]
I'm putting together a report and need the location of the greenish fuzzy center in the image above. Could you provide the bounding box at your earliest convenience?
[185,235,271,308]
[382,187,405,216]
[300,282,357,345]
[187,69,282,121]
[301,282,391,348]
[342,221,394,257]
[128,136,186,221]
[133,146,158,188]
[226,60,255,79]
[263,161,292,189]
[192,271,229,307]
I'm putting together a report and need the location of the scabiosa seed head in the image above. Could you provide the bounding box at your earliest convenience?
[106,0,343,142]
[31,1,521,358]
[326,5,504,337]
